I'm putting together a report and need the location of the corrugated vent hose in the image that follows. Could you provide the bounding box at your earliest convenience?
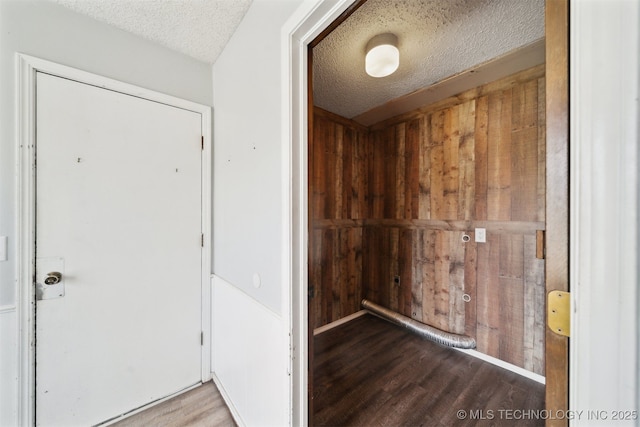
[361,299,476,349]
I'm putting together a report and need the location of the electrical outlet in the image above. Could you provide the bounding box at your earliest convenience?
[475,228,486,243]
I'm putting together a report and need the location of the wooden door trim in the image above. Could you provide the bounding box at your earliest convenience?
[308,0,367,49]
[16,54,213,426]
[544,0,569,424]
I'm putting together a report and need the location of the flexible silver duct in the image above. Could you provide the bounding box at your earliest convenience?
[361,299,476,349]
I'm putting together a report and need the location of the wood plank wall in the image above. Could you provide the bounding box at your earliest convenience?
[309,110,369,327]
[309,65,546,375]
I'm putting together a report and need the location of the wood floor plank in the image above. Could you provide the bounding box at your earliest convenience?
[314,314,544,427]
[112,381,236,427]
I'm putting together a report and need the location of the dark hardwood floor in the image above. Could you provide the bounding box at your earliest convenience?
[313,314,544,426]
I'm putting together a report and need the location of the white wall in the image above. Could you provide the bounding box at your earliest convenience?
[211,1,306,424]
[0,1,212,424]
[211,276,288,426]
[212,0,302,315]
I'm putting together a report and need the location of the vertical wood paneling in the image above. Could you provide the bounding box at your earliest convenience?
[499,275,525,367]
[310,229,323,329]
[395,124,406,219]
[474,96,489,220]
[511,80,539,222]
[430,111,445,219]
[418,116,431,219]
[487,90,512,220]
[370,130,385,218]
[341,127,352,219]
[421,229,437,328]
[433,230,450,331]
[498,234,526,367]
[476,233,501,357]
[499,233,524,280]
[349,227,363,315]
[311,116,327,219]
[310,110,369,328]
[536,77,546,223]
[320,228,334,327]
[442,108,459,220]
[399,228,414,317]
[405,119,421,219]
[412,230,425,322]
[389,227,400,312]
[512,80,539,131]
[325,120,337,219]
[310,66,546,375]
[334,124,344,219]
[333,228,346,320]
[449,231,466,334]
[362,227,375,303]
[524,234,545,375]
[458,101,476,220]
[511,127,539,221]
[384,127,398,219]
[464,237,478,339]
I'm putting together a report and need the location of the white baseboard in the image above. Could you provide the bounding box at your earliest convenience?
[453,348,546,384]
[313,310,368,336]
[211,373,245,427]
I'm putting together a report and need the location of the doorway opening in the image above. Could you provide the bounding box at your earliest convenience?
[304,0,568,424]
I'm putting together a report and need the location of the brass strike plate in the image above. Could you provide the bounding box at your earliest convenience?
[548,291,570,337]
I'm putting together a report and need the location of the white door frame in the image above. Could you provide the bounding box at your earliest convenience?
[285,0,638,424]
[283,1,356,425]
[16,54,212,426]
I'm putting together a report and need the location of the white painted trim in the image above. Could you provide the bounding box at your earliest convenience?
[283,1,356,425]
[0,305,16,315]
[453,348,545,385]
[569,0,639,423]
[313,310,367,336]
[200,91,213,385]
[16,52,37,427]
[16,53,213,426]
[211,373,246,427]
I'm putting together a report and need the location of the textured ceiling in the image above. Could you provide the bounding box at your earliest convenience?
[313,0,545,119]
[50,0,253,64]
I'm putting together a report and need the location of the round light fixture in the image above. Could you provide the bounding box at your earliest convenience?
[365,33,399,78]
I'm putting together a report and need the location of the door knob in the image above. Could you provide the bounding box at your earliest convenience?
[44,271,62,285]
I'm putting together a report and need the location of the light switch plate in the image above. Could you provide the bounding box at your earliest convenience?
[475,228,486,243]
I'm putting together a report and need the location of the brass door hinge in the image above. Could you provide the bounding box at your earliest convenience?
[548,291,570,337]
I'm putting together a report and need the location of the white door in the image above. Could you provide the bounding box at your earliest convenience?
[35,72,203,426]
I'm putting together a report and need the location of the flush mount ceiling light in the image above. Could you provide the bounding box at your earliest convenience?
[365,33,399,78]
